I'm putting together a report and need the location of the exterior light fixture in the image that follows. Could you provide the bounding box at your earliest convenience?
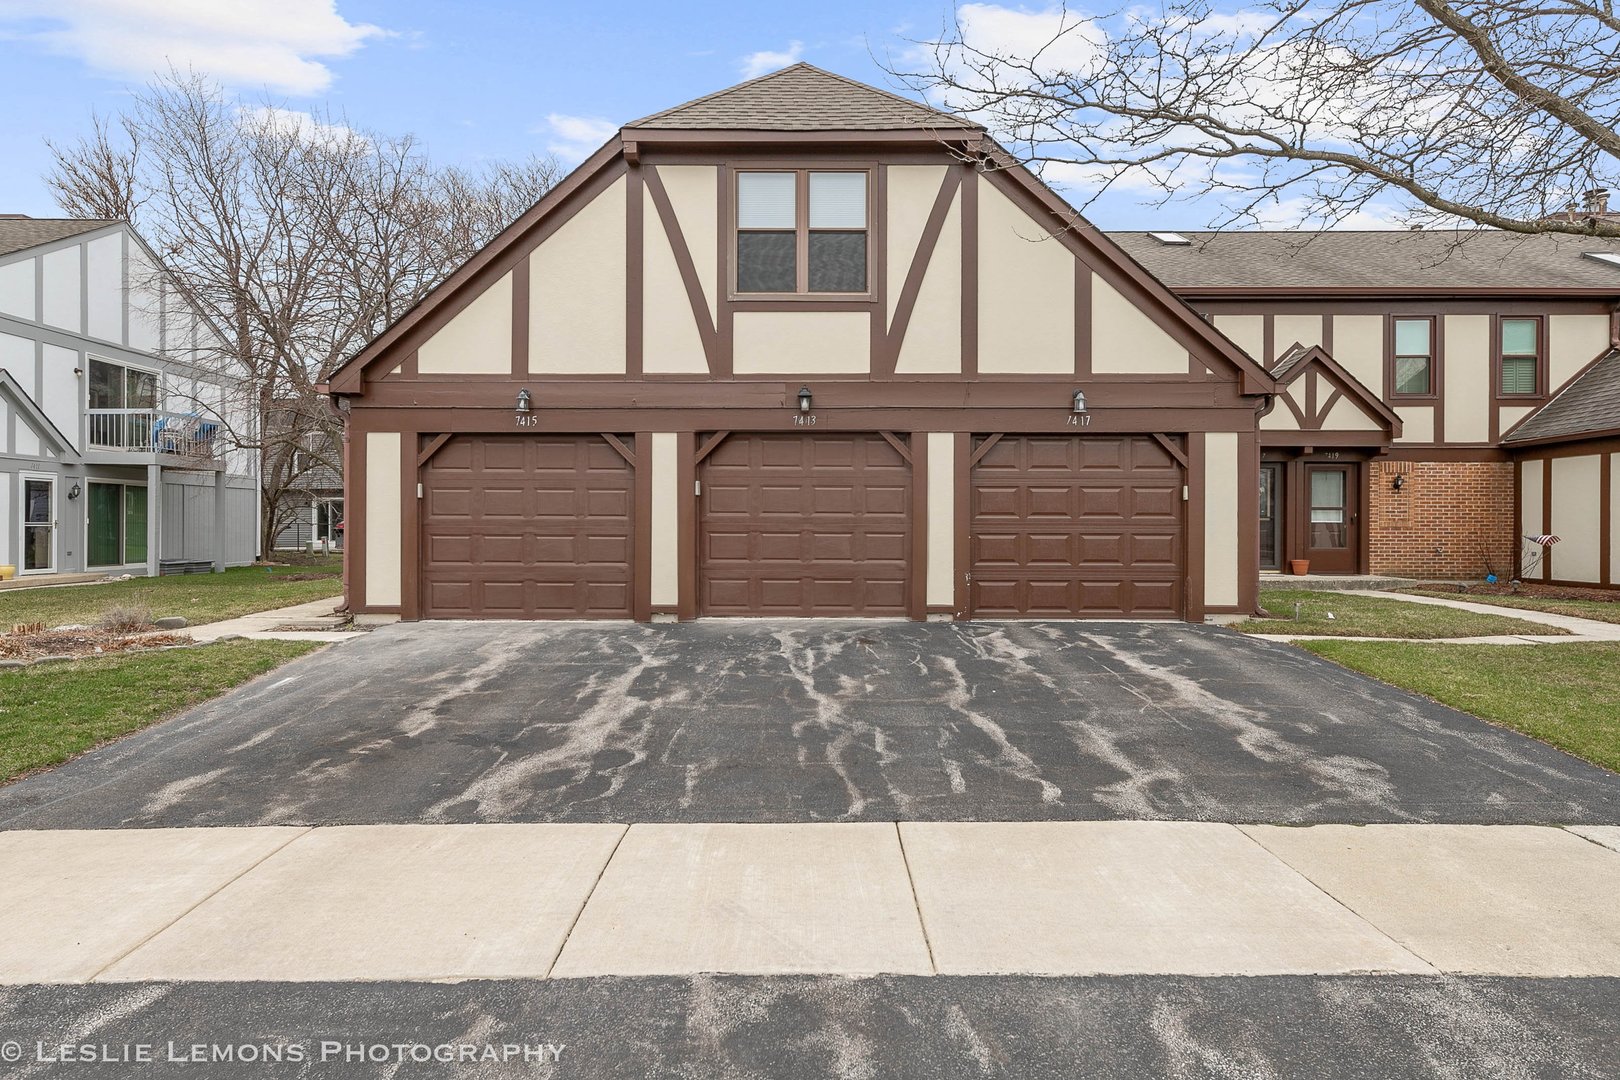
[67,483,82,500]
[515,388,532,413]
[1072,389,1087,414]
[798,386,813,414]
[1393,473,1405,491]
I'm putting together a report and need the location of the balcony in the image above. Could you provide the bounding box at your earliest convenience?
[87,410,221,462]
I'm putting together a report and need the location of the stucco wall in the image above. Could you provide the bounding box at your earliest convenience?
[1204,431,1238,608]
[1442,314,1490,443]
[732,311,870,373]
[419,271,513,374]
[926,431,954,608]
[977,176,1074,373]
[642,187,709,374]
[1549,454,1603,583]
[531,175,627,373]
[650,432,679,606]
[1092,274,1188,374]
[364,431,402,607]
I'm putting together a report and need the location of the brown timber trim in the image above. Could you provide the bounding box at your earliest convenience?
[626,165,644,376]
[694,429,731,464]
[1150,433,1188,469]
[677,431,697,619]
[1312,389,1345,427]
[1074,263,1092,375]
[633,432,653,622]
[968,431,1003,467]
[910,431,928,620]
[870,164,888,372]
[954,432,973,617]
[1175,285,1620,300]
[1238,430,1261,610]
[339,422,353,611]
[1185,432,1207,622]
[644,165,722,372]
[1262,315,1275,367]
[620,128,984,145]
[601,432,638,468]
[402,351,418,378]
[400,426,420,621]
[1382,446,1510,462]
[1280,391,1308,427]
[1261,431,1394,448]
[880,167,962,377]
[511,258,529,377]
[960,164,978,377]
[878,429,914,465]
[416,432,453,468]
[715,164,734,376]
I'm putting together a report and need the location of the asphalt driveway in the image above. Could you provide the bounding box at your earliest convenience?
[3,620,1619,828]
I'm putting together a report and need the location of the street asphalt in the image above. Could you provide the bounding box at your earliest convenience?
[2,975,1618,1078]
[3,619,1618,827]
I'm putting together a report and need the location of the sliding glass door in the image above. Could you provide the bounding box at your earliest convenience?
[87,482,148,567]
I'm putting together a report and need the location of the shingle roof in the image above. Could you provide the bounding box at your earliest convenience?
[1503,348,1620,445]
[0,216,117,259]
[629,63,980,132]
[1108,230,1620,291]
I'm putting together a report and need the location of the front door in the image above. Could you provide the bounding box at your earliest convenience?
[1259,463,1282,571]
[22,476,56,574]
[1303,464,1357,573]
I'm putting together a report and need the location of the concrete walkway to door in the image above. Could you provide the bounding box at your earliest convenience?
[4,821,1620,983]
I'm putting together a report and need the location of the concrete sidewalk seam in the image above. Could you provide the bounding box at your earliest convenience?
[85,826,313,984]
[1234,825,1439,976]
[543,823,631,979]
[894,822,938,976]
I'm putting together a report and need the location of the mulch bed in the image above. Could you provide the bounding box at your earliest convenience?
[0,626,192,661]
[1409,582,1619,604]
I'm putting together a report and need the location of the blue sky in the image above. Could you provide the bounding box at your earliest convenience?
[0,0,1292,228]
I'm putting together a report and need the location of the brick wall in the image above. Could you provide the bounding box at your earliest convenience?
[1367,460,1515,579]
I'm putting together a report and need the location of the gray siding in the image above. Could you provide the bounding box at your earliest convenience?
[160,473,257,566]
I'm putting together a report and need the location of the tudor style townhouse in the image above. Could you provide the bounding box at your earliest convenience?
[0,216,259,580]
[328,65,1620,622]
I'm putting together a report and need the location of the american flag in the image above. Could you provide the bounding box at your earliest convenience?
[1527,535,1561,546]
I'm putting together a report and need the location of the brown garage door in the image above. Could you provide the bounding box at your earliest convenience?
[699,433,910,616]
[421,435,634,618]
[970,434,1183,617]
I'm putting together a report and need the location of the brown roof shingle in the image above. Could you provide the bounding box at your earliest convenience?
[1109,230,1620,292]
[629,63,980,132]
[0,216,117,259]
[1503,348,1620,445]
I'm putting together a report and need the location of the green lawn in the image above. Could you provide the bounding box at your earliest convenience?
[0,559,342,629]
[1303,640,1620,773]
[1236,588,1562,639]
[0,640,322,781]
[1406,589,1620,626]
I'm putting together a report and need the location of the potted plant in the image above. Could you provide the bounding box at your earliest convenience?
[1289,558,1310,576]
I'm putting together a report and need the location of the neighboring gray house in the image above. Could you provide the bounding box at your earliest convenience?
[0,215,259,580]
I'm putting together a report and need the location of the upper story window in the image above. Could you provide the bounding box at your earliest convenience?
[88,358,158,411]
[1391,317,1434,396]
[736,170,868,295]
[1498,317,1541,396]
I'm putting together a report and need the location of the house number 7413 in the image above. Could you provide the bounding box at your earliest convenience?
[793,413,817,426]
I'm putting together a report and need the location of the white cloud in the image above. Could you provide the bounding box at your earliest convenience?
[952,4,1103,77]
[739,41,802,79]
[0,0,384,95]
[240,104,363,148]
[537,113,618,162]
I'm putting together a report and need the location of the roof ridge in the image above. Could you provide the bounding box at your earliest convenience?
[628,62,812,127]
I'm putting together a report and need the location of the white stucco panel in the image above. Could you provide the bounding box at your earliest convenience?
[85,233,123,344]
[41,247,81,334]
[1204,432,1239,608]
[532,174,627,373]
[1272,314,1323,360]
[1550,454,1602,583]
[926,432,954,608]
[642,187,709,374]
[733,311,870,373]
[1091,274,1188,374]
[886,165,948,325]
[40,344,80,451]
[1442,314,1490,444]
[658,165,718,325]
[1323,395,1381,432]
[978,177,1074,373]
[0,259,33,320]
[894,192,962,374]
[1549,314,1612,392]
[1395,405,1434,444]
[418,270,513,374]
[1519,459,1543,538]
[364,431,402,608]
[651,433,679,606]
[1212,315,1263,364]
[1331,315,1384,397]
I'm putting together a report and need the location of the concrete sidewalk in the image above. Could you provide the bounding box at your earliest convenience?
[181,597,367,643]
[3,821,1618,984]
[1250,589,1620,644]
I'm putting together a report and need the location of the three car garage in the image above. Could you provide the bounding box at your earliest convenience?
[410,430,1191,621]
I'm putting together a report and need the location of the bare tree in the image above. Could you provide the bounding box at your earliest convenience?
[45,70,563,555]
[889,1,1620,235]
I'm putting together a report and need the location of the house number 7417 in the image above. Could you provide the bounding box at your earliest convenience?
[1065,413,1092,427]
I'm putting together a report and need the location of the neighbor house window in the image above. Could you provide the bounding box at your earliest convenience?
[1499,317,1541,396]
[736,170,868,294]
[1391,317,1434,396]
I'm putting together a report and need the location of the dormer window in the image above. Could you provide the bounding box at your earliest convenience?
[735,170,868,295]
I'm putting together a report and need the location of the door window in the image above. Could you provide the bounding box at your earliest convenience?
[22,478,54,572]
[1259,465,1280,569]
[1309,469,1347,549]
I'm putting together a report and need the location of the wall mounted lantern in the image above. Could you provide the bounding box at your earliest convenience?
[67,483,82,500]
[798,386,813,414]
[515,388,533,414]
[1072,389,1087,414]
[1392,473,1405,491]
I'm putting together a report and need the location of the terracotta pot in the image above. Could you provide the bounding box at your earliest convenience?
[1288,559,1310,576]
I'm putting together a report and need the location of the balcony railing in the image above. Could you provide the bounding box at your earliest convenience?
[88,410,221,459]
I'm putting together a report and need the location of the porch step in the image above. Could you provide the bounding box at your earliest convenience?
[159,559,216,576]
[0,572,110,591]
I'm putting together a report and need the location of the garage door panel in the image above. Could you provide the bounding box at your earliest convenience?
[970,435,1184,619]
[700,433,911,617]
[421,435,634,619]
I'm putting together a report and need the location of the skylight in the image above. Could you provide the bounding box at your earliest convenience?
[1149,231,1193,245]
[1582,252,1620,268]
